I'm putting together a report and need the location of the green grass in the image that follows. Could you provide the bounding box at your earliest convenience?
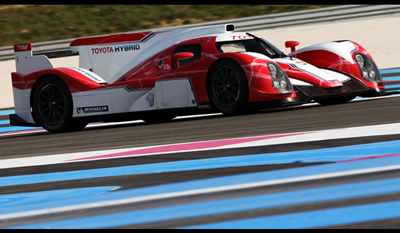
[0,5,332,47]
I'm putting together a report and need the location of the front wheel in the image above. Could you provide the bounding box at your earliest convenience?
[208,60,249,115]
[32,76,79,133]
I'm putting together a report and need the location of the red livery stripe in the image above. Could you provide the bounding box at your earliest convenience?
[68,132,312,161]
[337,152,400,163]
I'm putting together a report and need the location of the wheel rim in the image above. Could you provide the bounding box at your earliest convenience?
[212,65,240,106]
[37,83,67,125]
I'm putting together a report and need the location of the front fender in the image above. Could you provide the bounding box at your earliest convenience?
[12,67,104,93]
[211,53,294,97]
[288,40,380,89]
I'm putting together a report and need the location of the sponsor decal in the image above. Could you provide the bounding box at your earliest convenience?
[14,43,32,52]
[146,93,155,107]
[231,35,252,40]
[70,68,106,83]
[91,44,140,54]
[157,57,171,70]
[198,37,211,43]
[77,106,109,114]
[16,44,28,50]
[157,57,164,70]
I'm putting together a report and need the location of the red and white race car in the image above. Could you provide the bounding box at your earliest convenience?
[10,24,385,132]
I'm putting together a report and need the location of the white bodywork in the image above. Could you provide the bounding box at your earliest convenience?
[13,25,236,124]
[284,41,359,86]
[70,25,237,84]
[12,88,34,124]
[238,51,351,86]
[72,78,197,118]
[13,48,56,124]
[288,41,358,64]
[274,57,351,84]
[69,68,107,84]
[14,50,54,75]
[67,25,239,118]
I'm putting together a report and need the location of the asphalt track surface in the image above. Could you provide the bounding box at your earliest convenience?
[1,95,400,159]
[1,84,400,228]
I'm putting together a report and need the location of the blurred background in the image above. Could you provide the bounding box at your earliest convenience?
[0,5,330,47]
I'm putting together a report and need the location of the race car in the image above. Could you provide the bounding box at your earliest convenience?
[9,24,385,133]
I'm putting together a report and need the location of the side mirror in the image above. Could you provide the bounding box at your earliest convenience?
[172,52,194,69]
[285,41,300,53]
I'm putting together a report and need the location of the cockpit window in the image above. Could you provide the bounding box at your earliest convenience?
[259,40,277,56]
[220,43,246,53]
[216,38,284,59]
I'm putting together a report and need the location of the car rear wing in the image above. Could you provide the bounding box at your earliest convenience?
[13,43,78,75]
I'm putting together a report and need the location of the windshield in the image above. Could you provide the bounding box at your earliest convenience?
[216,37,286,59]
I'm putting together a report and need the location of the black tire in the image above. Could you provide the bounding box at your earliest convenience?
[141,112,176,124]
[208,60,249,115]
[316,95,356,106]
[32,76,84,133]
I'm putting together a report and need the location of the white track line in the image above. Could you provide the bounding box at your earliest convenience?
[1,122,400,170]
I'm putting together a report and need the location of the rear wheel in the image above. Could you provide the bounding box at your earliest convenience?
[316,95,356,105]
[208,60,249,115]
[32,77,86,132]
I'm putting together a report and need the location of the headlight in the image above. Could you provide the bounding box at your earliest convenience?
[355,54,364,68]
[363,71,368,79]
[353,53,382,83]
[268,63,277,77]
[267,62,293,93]
[369,70,376,79]
[280,80,287,88]
[273,80,279,89]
